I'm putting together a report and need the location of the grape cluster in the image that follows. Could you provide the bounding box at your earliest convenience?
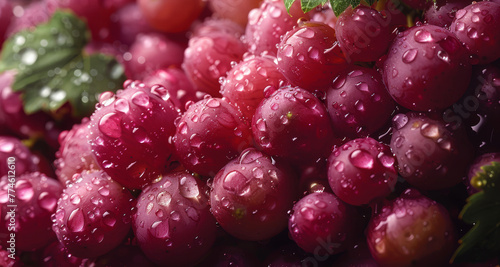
[1,0,500,266]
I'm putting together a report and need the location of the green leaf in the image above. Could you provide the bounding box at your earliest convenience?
[284,0,329,13]
[330,0,361,16]
[452,162,500,263]
[0,11,125,118]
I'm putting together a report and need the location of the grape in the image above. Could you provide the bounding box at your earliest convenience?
[252,86,335,164]
[245,0,310,56]
[191,17,245,38]
[327,137,397,206]
[0,172,63,251]
[277,21,347,92]
[54,118,100,186]
[0,247,20,267]
[470,63,500,120]
[173,97,253,176]
[46,0,113,42]
[52,170,135,258]
[450,1,500,64]
[288,192,359,255]
[424,0,470,28]
[210,148,298,241]
[220,54,286,121]
[124,33,185,80]
[182,31,247,96]
[142,68,202,112]
[335,6,395,62]
[0,0,12,45]
[0,136,40,177]
[94,244,156,267]
[133,171,217,266]
[41,241,91,267]
[208,0,262,27]
[310,5,338,29]
[109,3,158,46]
[138,0,206,33]
[366,189,456,266]
[382,24,472,111]
[0,70,60,144]
[390,112,474,190]
[88,81,180,189]
[326,66,396,138]
[6,1,50,37]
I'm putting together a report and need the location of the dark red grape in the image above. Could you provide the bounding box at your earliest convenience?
[173,97,253,176]
[450,1,500,64]
[0,0,12,45]
[0,172,63,251]
[366,189,456,266]
[0,136,39,177]
[192,17,245,38]
[220,54,286,121]
[328,137,397,206]
[142,68,202,112]
[47,0,113,42]
[288,192,358,255]
[124,33,185,80]
[182,31,247,96]
[252,86,335,164]
[41,241,91,267]
[390,112,474,190]
[277,21,347,91]
[54,118,100,186]
[88,81,179,189]
[326,66,396,138]
[209,0,262,27]
[382,24,472,111]
[109,2,158,46]
[133,171,217,266]
[210,148,298,241]
[52,170,135,258]
[335,6,395,62]
[424,0,470,28]
[245,0,310,56]
[138,0,206,33]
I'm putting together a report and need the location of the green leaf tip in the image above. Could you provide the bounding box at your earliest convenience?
[0,10,125,118]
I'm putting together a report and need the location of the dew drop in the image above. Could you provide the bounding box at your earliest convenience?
[349,150,374,169]
[70,194,81,205]
[414,29,433,43]
[103,211,116,227]
[420,123,440,139]
[186,207,200,222]
[402,48,418,63]
[114,99,129,113]
[38,192,57,212]
[98,187,110,197]
[68,208,85,233]
[131,91,150,107]
[98,113,122,138]
[15,180,34,201]
[157,191,172,207]
[150,220,170,239]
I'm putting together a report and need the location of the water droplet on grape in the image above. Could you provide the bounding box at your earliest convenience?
[157,191,172,207]
[402,48,418,63]
[103,211,116,227]
[16,180,34,201]
[98,113,122,138]
[68,208,85,232]
[150,220,170,239]
[349,149,374,169]
[38,192,57,212]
